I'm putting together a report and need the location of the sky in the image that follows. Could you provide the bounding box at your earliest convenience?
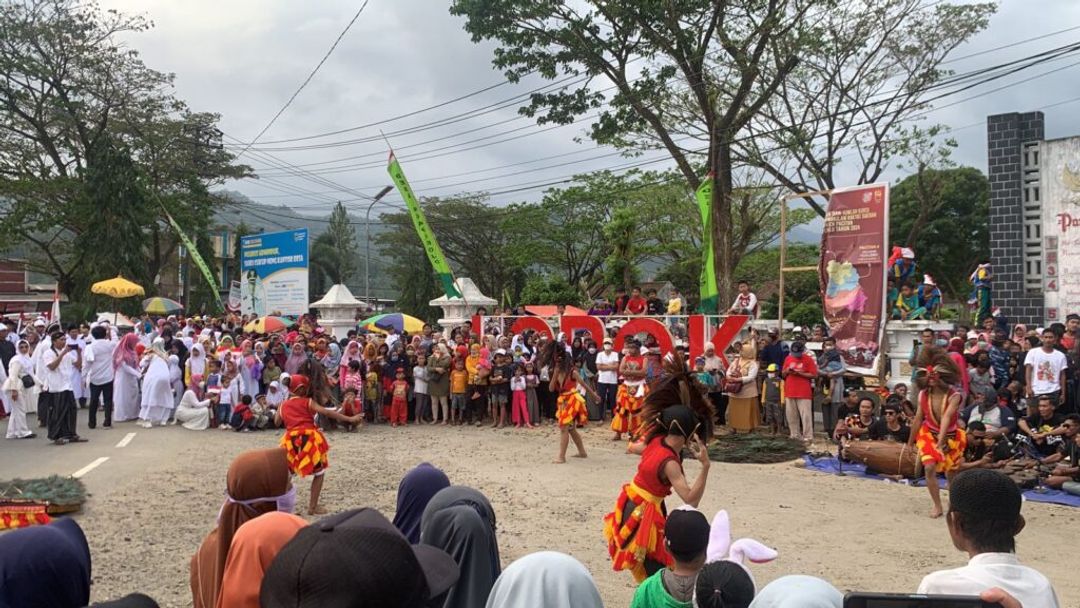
[97,0,1080,219]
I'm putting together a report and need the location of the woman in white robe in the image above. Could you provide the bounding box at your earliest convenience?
[173,389,212,430]
[112,333,142,422]
[3,340,36,439]
[138,339,173,428]
[185,343,208,398]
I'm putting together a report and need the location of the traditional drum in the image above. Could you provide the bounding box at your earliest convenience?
[844,441,918,478]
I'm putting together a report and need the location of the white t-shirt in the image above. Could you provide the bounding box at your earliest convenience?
[84,339,117,386]
[1024,348,1068,395]
[41,347,76,393]
[730,292,758,316]
[595,350,620,385]
[918,553,1059,608]
[413,365,429,395]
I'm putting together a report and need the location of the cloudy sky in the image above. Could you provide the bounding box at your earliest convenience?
[98,0,1080,218]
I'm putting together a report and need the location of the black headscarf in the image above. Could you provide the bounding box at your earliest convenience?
[392,463,451,544]
[420,486,501,608]
[0,518,91,608]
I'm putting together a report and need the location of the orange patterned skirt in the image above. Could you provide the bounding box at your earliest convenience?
[556,390,588,428]
[602,482,671,582]
[915,425,966,473]
[611,383,645,435]
[280,428,329,477]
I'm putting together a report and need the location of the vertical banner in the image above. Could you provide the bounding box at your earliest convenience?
[387,151,462,299]
[164,211,224,311]
[819,183,889,375]
[227,281,242,312]
[239,229,309,316]
[695,175,718,313]
[1040,139,1080,322]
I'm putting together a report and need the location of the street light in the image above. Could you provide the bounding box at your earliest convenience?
[364,185,395,310]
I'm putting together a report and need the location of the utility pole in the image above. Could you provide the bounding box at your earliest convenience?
[364,185,395,311]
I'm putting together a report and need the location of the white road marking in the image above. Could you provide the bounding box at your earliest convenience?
[72,457,110,479]
[115,432,136,448]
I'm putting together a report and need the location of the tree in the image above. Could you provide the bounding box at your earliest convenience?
[739,0,994,214]
[890,166,989,302]
[0,0,249,295]
[450,0,815,307]
[518,276,582,306]
[310,202,361,291]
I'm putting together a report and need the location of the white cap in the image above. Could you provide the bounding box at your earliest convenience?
[923,274,936,286]
[33,318,45,327]
[495,348,507,355]
[901,247,915,259]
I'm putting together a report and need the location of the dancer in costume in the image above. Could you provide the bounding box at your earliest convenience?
[274,374,362,515]
[603,352,715,582]
[907,347,967,518]
[612,341,647,441]
[542,340,600,463]
[968,262,993,324]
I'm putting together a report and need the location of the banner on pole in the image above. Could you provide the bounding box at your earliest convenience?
[695,175,718,313]
[819,183,890,375]
[387,151,462,299]
[239,229,309,316]
[164,211,224,311]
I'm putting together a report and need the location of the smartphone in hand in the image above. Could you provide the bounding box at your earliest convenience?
[845,592,1003,608]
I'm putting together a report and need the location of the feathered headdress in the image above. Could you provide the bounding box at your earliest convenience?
[913,346,960,389]
[640,349,715,442]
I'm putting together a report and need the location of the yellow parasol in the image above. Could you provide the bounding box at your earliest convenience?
[91,276,145,324]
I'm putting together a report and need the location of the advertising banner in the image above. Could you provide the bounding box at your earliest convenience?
[1040,138,1080,323]
[239,229,309,316]
[819,183,889,375]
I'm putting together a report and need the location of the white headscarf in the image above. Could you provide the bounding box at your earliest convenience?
[13,340,33,373]
[266,380,285,407]
[484,552,602,608]
[749,576,843,608]
[188,344,207,377]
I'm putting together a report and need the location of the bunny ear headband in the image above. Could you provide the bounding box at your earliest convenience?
[705,509,778,591]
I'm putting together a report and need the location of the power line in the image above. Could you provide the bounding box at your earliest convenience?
[234,0,370,159]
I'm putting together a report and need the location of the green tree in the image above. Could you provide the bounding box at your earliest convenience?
[890,166,989,302]
[310,202,362,292]
[518,276,582,307]
[735,245,821,322]
[451,0,814,306]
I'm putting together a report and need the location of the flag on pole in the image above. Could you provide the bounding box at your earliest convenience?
[49,286,61,325]
[163,210,224,311]
[387,151,462,298]
[696,175,719,313]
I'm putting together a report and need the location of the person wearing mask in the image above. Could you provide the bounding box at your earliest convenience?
[595,338,620,421]
[782,341,818,444]
[84,325,117,429]
[40,330,85,445]
[917,469,1060,607]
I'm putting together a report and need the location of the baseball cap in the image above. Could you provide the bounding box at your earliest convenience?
[260,508,458,608]
[603,337,613,345]
[33,318,45,327]
[665,507,711,557]
[766,363,778,372]
[789,341,806,355]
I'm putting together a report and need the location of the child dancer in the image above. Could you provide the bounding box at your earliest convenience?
[390,368,409,427]
[275,374,362,514]
[603,352,715,582]
[907,347,967,518]
[510,365,530,428]
[542,340,600,463]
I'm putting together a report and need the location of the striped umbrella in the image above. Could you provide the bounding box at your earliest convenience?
[243,315,295,334]
[358,312,425,334]
[142,297,184,315]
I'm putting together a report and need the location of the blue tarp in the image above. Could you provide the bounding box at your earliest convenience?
[802,455,1080,509]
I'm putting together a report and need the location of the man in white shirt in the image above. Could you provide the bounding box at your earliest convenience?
[84,325,117,429]
[40,331,87,445]
[918,469,1059,608]
[727,280,758,318]
[1024,328,1068,407]
[594,338,620,420]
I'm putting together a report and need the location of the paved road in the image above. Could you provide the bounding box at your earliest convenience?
[0,409,198,491]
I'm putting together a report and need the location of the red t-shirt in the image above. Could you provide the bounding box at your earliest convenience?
[626,296,647,315]
[280,396,316,431]
[782,354,817,399]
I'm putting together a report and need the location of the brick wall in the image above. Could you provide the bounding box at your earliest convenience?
[987,111,1045,325]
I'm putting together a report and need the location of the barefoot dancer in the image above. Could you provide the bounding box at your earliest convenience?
[542,340,600,463]
[604,352,715,582]
[274,374,362,515]
[907,347,967,518]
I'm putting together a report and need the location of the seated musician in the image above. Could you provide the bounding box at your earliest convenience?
[1042,414,1080,490]
[867,399,910,443]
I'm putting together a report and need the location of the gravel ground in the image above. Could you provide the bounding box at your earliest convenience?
[71,422,1079,607]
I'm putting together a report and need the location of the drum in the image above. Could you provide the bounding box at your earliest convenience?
[844,440,918,477]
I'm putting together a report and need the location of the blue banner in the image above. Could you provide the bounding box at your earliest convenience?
[239,229,309,316]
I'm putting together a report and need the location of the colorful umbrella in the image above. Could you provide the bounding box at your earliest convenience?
[91,276,145,298]
[142,297,183,315]
[244,315,295,334]
[358,312,425,334]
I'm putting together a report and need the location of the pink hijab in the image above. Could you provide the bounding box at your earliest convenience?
[113,333,139,370]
